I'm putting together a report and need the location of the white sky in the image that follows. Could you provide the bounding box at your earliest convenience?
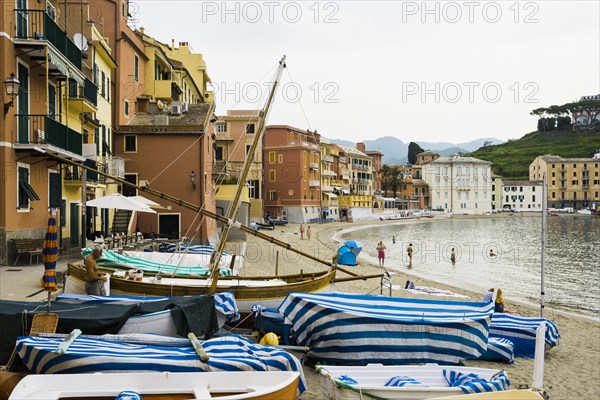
[130,0,599,143]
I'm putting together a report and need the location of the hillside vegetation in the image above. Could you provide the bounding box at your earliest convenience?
[467,130,600,180]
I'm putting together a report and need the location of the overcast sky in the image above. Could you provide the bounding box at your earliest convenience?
[130,0,599,144]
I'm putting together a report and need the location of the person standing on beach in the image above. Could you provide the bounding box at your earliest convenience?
[407,243,414,265]
[450,247,457,265]
[307,226,312,241]
[376,241,386,267]
[300,224,305,239]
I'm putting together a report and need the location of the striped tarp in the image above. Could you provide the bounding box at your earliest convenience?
[443,369,510,394]
[16,334,306,393]
[478,337,515,363]
[159,243,228,255]
[56,292,240,323]
[278,292,495,365]
[490,314,560,357]
[82,248,233,277]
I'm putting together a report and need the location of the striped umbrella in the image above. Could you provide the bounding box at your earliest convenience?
[41,213,58,294]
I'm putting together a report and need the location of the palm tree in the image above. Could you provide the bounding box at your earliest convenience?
[378,165,392,195]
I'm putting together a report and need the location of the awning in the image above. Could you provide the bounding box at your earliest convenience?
[325,193,338,198]
[342,189,350,194]
[20,181,41,201]
[48,48,84,86]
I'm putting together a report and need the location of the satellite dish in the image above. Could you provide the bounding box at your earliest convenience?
[73,33,89,51]
[157,100,165,110]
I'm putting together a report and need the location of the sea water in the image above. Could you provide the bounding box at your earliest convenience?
[335,215,600,318]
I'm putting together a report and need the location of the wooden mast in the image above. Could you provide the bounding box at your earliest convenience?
[207,56,286,293]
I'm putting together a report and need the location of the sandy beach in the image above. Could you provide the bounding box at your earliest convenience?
[236,218,600,400]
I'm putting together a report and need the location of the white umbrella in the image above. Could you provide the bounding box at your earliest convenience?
[130,195,162,208]
[87,193,157,213]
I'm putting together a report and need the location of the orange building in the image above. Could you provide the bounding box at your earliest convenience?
[362,144,384,195]
[264,126,321,223]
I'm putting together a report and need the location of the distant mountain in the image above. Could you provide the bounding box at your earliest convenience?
[325,136,504,164]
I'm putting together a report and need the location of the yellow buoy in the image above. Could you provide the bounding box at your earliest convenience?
[259,332,279,345]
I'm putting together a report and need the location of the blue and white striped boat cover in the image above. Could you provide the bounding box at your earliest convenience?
[159,243,228,256]
[56,292,240,323]
[16,334,306,393]
[384,376,422,387]
[81,248,232,277]
[443,369,510,394]
[277,292,495,365]
[478,337,515,363]
[490,314,560,358]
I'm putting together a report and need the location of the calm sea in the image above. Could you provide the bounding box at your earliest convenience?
[335,215,600,318]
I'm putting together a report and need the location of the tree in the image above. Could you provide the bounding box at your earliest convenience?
[407,142,425,164]
[482,140,493,148]
[565,100,600,126]
[378,164,392,195]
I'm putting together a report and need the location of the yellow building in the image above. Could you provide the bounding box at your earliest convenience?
[319,139,339,220]
[530,155,600,209]
[336,145,374,221]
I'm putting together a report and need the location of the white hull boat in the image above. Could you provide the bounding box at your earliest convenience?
[318,364,509,400]
[9,371,300,400]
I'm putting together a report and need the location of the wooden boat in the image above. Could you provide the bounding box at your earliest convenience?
[8,371,300,400]
[318,364,509,400]
[66,263,336,313]
[430,390,544,399]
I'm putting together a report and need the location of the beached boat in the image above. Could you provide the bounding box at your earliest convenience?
[15,334,306,393]
[277,292,495,365]
[8,371,300,400]
[65,263,336,313]
[430,390,545,399]
[318,364,509,400]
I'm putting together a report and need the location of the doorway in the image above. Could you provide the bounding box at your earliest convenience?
[159,214,180,240]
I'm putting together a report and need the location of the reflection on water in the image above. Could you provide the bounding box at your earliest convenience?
[340,216,600,317]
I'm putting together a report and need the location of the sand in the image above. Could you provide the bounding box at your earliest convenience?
[236,218,600,400]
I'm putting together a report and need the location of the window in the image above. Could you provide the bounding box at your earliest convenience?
[552,192,556,199]
[18,165,40,209]
[49,172,61,208]
[124,135,137,152]
[532,186,535,192]
[101,71,105,97]
[216,122,226,133]
[247,180,259,199]
[124,100,129,116]
[573,171,577,177]
[552,172,555,177]
[60,199,66,227]
[245,123,255,134]
[93,63,99,85]
[520,187,523,192]
[269,151,275,163]
[278,154,283,163]
[246,145,252,156]
[215,146,223,161]
[532,195,536,202]
[268,191,277,201]
[572,180,578,185]
[134,55,139,82]
[107,77,110,101]
[269,170,276,182]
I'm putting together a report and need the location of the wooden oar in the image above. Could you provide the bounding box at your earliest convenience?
[188,333,209,361]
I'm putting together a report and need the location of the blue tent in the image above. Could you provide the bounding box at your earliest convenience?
[343,240,363,256]
[337,246,357,266]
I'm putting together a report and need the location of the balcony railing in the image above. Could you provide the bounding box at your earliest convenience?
[69,78,98,107]
[14,9,82,70]
[309,180,320,187]
[16,114,82,156]
[310,162,319,170]
[324,155,334,163]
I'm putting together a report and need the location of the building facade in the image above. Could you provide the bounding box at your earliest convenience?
[530,155,600,209]
[263,126,321,223]
[319,139,340,221]
[501,181,543,211]
[337,145,374,221]
[212,110,263,219]
[422,155,493,215]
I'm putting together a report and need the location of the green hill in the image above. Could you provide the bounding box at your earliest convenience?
[467,129,600,180]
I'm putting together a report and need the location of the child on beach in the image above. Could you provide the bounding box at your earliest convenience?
[299,224,304,239]
[376,241,386,267]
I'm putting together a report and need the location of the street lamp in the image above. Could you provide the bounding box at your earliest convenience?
[189,171,196,190]
[3,73,21,116]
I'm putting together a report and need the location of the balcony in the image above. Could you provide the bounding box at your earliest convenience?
[322,170,336,177]
[310,162,319,170]
[155,80,182,102]
[288,140,319,150]
[100,156,125,181]
[65,158,100,183]
[309,180,320,187]
[14,115,83,160]
[324,155,334,163]
[358,178,370,184]
[322,185,334,192]
[68,78,98,112]
[14,9,82,71]
[339,156,347,164]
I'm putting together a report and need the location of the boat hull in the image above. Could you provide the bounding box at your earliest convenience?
[66,263,336,313]
[9,371,299,400]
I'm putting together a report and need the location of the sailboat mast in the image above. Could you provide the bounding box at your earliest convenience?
[541,172,547,318]
[207,56,287,293]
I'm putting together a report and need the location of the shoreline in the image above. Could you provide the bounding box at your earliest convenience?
[239,217,600,399]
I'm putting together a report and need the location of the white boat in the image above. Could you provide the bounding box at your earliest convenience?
[430,390,544,399]
[9,371,300,400]
[317,364,509,400]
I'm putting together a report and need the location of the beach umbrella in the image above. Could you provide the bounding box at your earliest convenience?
[87,193,157,213]
[343,240,363,256]
[130,195,162,208]
[41,212,58,311]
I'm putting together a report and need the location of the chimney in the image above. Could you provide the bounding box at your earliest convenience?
[171,39,175,50]
[137,97,149,113]
[357,142,366,152]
